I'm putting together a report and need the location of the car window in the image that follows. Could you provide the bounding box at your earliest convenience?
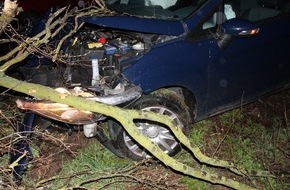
[105,0,208,20]
[202,3,235,29]
[202,0,289,30]
[144,0,178,9]
[228,0,289,22]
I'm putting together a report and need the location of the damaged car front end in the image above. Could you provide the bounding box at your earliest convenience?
[10,0,290,182]
[11,0,199,179]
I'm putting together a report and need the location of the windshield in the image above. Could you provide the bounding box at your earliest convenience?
[105,0,208,20]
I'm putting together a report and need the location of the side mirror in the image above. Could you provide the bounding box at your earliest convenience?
[217,18,260,49]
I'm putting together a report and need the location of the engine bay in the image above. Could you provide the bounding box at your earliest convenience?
[17,25,170,124]
[63,25,161,94]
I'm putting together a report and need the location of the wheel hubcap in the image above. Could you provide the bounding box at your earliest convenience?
[144,125,159,138]
[123,106,183,158]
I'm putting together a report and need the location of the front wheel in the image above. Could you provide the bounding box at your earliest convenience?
[109,90,193,160]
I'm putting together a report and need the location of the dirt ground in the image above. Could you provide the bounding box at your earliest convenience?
[8,89,290,189]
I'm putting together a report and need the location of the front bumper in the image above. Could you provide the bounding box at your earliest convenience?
[16,85,142,124]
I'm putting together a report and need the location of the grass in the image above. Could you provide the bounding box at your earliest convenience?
[21,141,134,189]
[0,96,20,189]
[178,94,290,190]
[0,91,289,189]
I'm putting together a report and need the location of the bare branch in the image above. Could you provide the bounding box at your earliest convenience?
[0,0,22,34]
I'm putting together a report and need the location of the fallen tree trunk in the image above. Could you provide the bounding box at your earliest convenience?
[0,73,257,190]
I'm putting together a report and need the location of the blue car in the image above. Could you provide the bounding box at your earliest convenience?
[15,0,290,163]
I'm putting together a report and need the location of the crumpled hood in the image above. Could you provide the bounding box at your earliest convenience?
[83,16,186,36]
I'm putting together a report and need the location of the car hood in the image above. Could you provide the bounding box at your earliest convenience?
[83,16,186,36]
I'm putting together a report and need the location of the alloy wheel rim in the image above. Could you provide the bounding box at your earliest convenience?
[123,106,183,158]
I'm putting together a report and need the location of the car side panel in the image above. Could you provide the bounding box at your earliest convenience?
[207,16,290,114]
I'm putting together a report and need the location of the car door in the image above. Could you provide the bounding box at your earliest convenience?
[205,0,290,114]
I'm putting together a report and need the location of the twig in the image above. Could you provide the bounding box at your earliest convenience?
[284,101,289,127]
[211,124,232,158]
[6,150,27,172]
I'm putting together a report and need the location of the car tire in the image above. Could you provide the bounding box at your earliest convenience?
[109,90,193,160]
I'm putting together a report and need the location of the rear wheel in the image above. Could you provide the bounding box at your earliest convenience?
[109,90,193,160]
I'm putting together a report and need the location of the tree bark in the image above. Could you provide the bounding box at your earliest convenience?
[0,0,21,34]
[0,73,257,190]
